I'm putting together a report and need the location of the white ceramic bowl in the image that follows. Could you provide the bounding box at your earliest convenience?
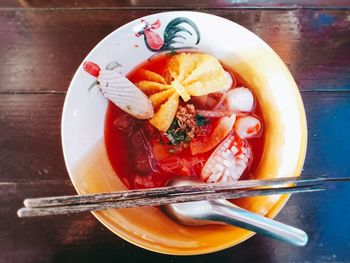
[62,11,307,255]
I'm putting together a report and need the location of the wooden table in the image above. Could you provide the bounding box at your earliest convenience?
[1,1,350,262]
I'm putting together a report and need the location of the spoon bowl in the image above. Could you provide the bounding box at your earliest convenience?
[162,177,308,247]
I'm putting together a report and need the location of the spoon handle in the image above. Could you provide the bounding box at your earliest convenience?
[212,201,307,246]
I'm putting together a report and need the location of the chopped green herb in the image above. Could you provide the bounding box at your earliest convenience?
[166,120,188,145]
[195,114,209,127]
[166,105,206,145]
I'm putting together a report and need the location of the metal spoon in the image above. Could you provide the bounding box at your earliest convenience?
[162,177,308,246]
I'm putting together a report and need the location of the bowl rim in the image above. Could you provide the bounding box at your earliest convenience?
[61,10,308,255]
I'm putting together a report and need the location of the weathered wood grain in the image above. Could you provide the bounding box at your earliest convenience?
[0,9,349,93]
[3,181,350,262]
[1,0,350,9]
[0,94,66,182]
[1,92,349,183]
[1,91,350,261]
[1,3,350,262]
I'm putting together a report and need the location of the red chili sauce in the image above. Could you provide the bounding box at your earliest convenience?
[104,54,265,189]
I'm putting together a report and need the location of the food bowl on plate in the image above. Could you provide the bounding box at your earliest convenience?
[61,11,307,255]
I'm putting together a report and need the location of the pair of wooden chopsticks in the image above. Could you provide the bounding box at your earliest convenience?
[17,175,349,217]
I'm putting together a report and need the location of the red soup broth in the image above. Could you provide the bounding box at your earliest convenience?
[104,54,265,190]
